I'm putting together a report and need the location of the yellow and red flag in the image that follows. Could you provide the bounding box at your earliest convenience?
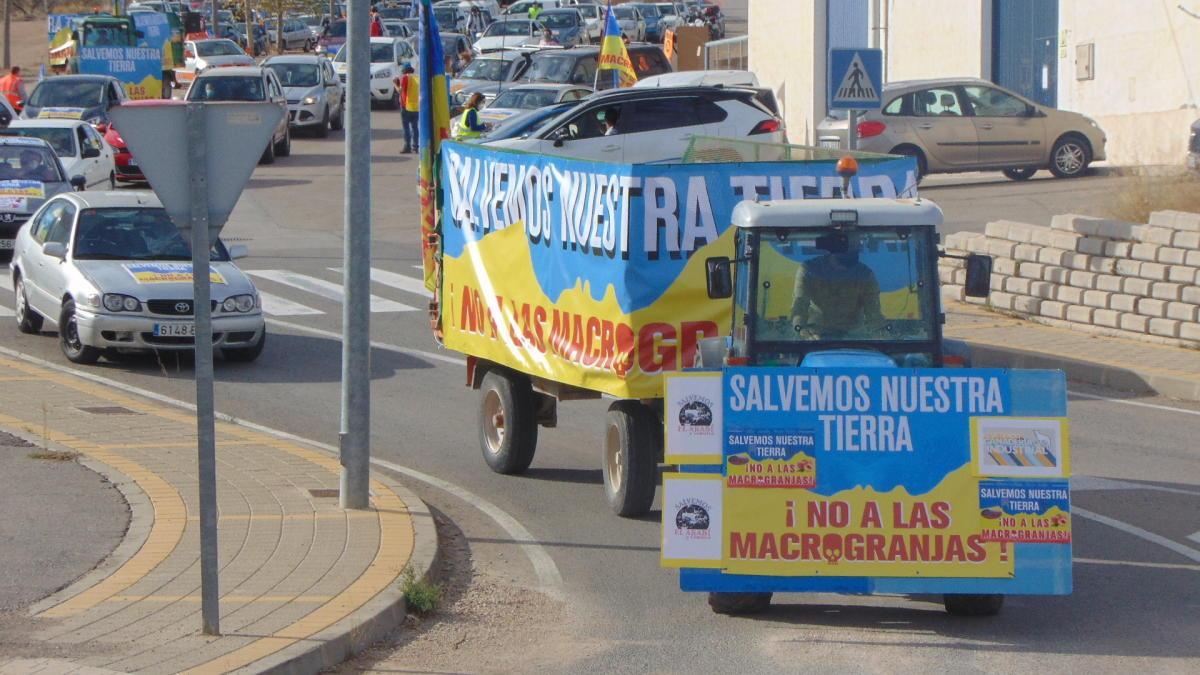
[417,0,452,320]
[597,1,637,88]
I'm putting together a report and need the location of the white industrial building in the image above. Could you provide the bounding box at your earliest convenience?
[748,0,1200,166]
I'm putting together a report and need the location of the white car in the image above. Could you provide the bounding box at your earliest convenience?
[3,119,116,190]
[612,5,646,42]
[487,85,785,163]
[472,18,543,53]
[9,191,267,364]
[573,3,604,43]
[331,37,416,107]
[184,38,255,74]
[262,54,345,136]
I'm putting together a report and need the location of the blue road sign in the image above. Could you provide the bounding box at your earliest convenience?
[829,48,883,110]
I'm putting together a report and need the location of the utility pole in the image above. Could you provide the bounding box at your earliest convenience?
[211,0,219,43]
[245,0,255,57]
[340,0,371,510]
[4,0,12,70]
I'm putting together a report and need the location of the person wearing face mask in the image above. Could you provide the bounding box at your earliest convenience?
[790,233,883,339]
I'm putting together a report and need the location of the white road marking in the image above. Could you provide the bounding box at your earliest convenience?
[1070,389,1200,417]
[256,291,324,316]
[1073,507,1200,564]
[1072,475,1200,497]
[1188,531,1200,545]
[246,270,416,313]
[0,275,12,292]
[0,305,12,317]
[329,267,433,298]
[266,318,463,366]
[0,343,564,600]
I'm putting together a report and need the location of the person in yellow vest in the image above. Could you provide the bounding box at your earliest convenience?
[394,64,420,153]
[454,92,488,140]
[528,3,543,21]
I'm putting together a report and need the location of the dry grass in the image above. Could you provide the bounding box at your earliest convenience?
[1104,172,1200,224]
[27,450,81,462]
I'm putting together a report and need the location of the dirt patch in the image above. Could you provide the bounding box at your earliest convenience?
[1103,173,1200,224]
[331,506,602,675]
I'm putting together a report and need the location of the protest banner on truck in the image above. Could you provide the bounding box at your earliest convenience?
[78,46,164,99]
[661,368,1072,595]
[439,142,918,399]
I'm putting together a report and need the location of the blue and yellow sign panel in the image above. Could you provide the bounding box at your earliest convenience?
[663,368,1072,595]
[439,143,919,399]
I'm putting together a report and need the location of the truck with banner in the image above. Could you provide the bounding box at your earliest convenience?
[48,12,179,99]
[437,140,920,517]
[656,185,1070,615]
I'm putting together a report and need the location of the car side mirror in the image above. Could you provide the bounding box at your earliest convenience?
[70,175,87,191]
[551,126,570,147]
[964,253,993,298]
[228,244,248,260]
[705,256,733,299]
[42,241,66,259]
[82,146,100,158]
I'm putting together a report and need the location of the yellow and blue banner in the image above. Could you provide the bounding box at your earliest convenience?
[78,46,163,99]
[663,368,1072,594]
[418,0,453,302]
[439,142,917,398]
[597,1,637,89]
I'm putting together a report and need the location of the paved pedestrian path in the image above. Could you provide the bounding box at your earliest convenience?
[0,354,435,674]
[945,301,1200,401]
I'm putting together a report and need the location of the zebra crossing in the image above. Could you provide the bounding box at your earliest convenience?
[0,264,433,320]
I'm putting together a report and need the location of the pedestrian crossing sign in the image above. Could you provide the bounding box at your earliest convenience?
[829,48,883,110]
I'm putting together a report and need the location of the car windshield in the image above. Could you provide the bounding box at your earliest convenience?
[490,88,558,109]
[743,228,934,346]
[325,20,347,38]
[614,7,637,19]
[196,39,243,56]
[484,20,531,37]
[267,62,319,87]
[73,208,229,261]
[442,35,463,54]
[657,4,676,16]
[634,5,660,17]
[82,24,133,46]
[0,144,64,182]
[371,43,396,62]
[459,58,511,80]
[187,76,264,102]
[301,15,322,26]
[383,22,406,37]
[378,8,408,19]
[541,12,576,28]
[1,128,76,157]
[525,54,575,82]
[577,6,599,18]
[29,80,104,108]
[433,8,457,26]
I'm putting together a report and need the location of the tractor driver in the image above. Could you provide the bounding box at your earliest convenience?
[790,232,884,339]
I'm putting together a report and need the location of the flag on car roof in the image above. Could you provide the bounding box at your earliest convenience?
[597,1,637,88]
[417,0,452,314]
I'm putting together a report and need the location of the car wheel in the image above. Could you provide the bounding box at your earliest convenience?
[891,144,927,188]
[59,299,101,364]
[944,593,1004,616]
[1003,167,1037,181]
[305,39,314,52]
[478,370,538,474]
[260,136,276,164]
[14,275,44,334]
[276,128,291,157]
[331,98,345,131]
[316,105,330,137]
[108,171,116,189]
[221,330,266,362]
[602,400,660,517]
[708,592,772,615]
[389,88,401,110]
[1049,135,1091,178]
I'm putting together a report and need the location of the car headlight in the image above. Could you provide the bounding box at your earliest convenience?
[82,292,102,309]
[102,293,141,312]
[302,95,318,105]
[222,294,256,313]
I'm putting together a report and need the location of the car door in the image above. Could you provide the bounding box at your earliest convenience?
[17,201,62,307]
[28,201,76,318]
[266,72,287,141]
[323,60,341,114]
[539,103,625,162]
[619,96,707,162]
[79,124,110,187]
[907,86,978,169]
[961,84,1046,166]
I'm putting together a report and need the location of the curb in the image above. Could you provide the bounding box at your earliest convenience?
[953,339,1200,402]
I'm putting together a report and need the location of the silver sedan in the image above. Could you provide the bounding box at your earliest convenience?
[9,190,266,364]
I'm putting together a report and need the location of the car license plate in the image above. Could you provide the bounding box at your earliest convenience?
[0,239,14,250]
[819,139,842,149]
[153,323,195,337]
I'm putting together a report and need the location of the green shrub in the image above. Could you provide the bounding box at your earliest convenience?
[400,566,442,614]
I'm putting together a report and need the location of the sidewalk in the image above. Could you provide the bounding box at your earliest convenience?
[945,301,1200,401]
[0,353,436,674]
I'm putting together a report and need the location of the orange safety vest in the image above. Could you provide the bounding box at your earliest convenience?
[0,74,22,97]
[402,74,420,113]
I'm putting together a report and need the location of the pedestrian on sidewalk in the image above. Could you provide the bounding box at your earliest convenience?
[0,66,27,109]
[395,64,420,153]
[370,7,383,37]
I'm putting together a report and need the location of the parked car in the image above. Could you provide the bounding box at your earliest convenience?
[486,85,784,162]
[9,191,266,363]
[381,19,412,39]
[630,3,665,41]
[184,38,255,73]
[538,8,587,47]
[217,22,267,56]
[331,37,415,108]
[612,5,646,42]
[479,83,591,125]
[451,50,535,112]
[481,100,580,142]
[0,137,85,259]
[185,66,291,163]
[473,19,543,53]
[523,44,671,90]
[21,75,127,126]
[655,2,686,33]
[266,17,315,51]
[1,95,19,127]
[504,0,562,16]
[815,78,1107,180]
[263,54,345,136]
[2,119,115,190]
[317,19,347,55]
[1188,118,1199,171]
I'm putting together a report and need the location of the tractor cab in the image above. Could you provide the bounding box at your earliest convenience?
[702,196,992,369]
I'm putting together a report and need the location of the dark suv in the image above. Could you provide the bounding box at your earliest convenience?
[523,44,672,90]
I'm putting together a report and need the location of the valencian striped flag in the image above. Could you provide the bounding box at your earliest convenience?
[596,1,637,88]
[417,0,452,307]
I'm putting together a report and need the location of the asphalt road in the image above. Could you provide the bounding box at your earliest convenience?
[1,110,1197,672]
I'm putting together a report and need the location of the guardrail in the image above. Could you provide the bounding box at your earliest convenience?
[702,35,747,71]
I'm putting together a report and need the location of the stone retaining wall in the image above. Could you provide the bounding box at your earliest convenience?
[940,210,1200,346]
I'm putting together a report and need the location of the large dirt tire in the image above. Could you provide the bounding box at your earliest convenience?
[602,400,660,517]
[479,370,538,474]
[1049,134,1091,178]
[943,593,1004,616]
[221,330,266,362]
[59,299,101,365]
[708,592,772,615]
[14,275,44,334]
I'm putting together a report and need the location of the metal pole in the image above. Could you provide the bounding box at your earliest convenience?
[245,0,254,58]
[210,0,218,41]
[340,0,371,510]
[186,103,220,635]
[848,109,859,151]
[4,0,12,70]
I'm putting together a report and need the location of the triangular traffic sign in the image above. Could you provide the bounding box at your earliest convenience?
[834,53,878,103]
[109,101,283,246]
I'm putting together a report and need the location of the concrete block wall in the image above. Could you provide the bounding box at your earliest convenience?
[940,210,1200,346]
